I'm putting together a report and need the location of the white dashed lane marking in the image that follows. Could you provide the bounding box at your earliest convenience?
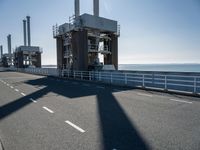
[15,89,19,92]
[43,106,54,114]
[65,120,85,133]
[21,92,26,96]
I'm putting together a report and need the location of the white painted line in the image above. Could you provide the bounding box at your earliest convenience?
[65,120,85,133]
[10,86,13,89]
[15,89,19,92]
[21,92,26,96]
[43,106,54,113]
[137,92,153,97]
[7,84,10,86]
[169,99,192,104]
[30,98,37,103]
[96,86,105,89]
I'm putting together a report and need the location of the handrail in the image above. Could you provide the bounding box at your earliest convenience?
[5,67,200,95]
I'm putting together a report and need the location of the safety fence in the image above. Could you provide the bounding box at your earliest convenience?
[4,67,200,95]
[62,70,200,95]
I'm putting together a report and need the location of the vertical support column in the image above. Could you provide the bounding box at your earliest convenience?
[75,0,80,18]
[111,34,118,70]
[0,45,3,59]
[72,30,88,71]
[93,0,99,16]
[7,34,11,62]
[27,16,31,46]
[56,37,64,70]
[23,19,27,46]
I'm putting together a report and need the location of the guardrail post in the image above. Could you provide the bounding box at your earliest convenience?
[164,76,167,91]
[111,72,113,83]
[99,72,101,81]
[81,72,83,80]
[142,74,145,88]
[89,72,91,81]
[194,77,197,94]
[125,73,127,84]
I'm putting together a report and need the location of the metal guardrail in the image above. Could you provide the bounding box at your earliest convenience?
[4,67,200,95]
[62,70,200,95]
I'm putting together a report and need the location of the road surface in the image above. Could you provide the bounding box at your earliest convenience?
[0,71,200,150]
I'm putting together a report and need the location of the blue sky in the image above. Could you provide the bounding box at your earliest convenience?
[0,0,200,65]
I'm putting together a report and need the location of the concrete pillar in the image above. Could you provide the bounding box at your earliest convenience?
[111,34,118,70]
[93,0,99,16]
[23,19,27,46]
[56,37,64,69]
[7,34,11,59]
[27,16,31,46]
[75,0,80,18]
[35,52,41,68]
[72,30,88,71]
[0,45,3,59]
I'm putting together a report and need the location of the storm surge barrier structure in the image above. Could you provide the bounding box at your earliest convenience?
[4,67,200,96]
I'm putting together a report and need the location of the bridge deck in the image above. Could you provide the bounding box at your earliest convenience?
[0,71,200,150]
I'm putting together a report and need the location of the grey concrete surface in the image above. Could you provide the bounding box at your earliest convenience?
[0,71,200,150]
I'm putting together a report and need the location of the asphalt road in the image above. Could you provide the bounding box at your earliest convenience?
[0,71,200,150]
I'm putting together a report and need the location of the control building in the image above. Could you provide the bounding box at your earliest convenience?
[53,0,120,71]
[14,16,42,68]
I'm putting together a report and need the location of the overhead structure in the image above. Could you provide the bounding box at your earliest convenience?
[14,16,42,68]
[53,0,120,71]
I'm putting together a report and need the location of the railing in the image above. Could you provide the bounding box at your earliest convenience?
[4,67,200,95]
[62,70,200,95]
[11,68,60,77]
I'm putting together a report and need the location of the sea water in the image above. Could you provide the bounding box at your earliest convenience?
[43,64,200,72]
[118,64,200,72]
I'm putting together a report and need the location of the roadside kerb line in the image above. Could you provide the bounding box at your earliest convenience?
[43,106,54,113]
[65,120,85,133]
[169,99,192,104]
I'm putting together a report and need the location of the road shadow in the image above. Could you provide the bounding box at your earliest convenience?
[0,76,150,149]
